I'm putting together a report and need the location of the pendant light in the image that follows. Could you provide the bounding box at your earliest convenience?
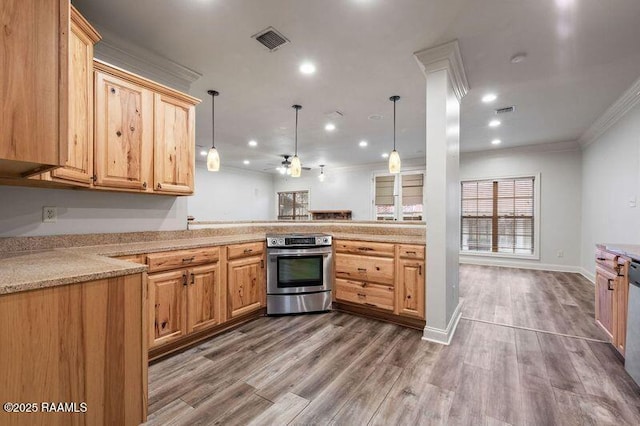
[318,165,325,182]
[388,95,401,174]
[206,90,220,172]
[290,105,302,178]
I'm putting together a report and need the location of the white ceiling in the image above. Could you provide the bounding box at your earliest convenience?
[74,0,640,174]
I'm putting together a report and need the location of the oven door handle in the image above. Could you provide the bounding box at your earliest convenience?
[267,249,331,257]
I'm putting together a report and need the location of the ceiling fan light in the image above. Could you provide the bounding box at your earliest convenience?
[388,150,401,174]
[207,147,220,172]
[290,155,302,177]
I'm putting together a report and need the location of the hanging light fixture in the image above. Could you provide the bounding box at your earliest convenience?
[388,95,401,174]
[318,165,325,182]
[206,90,220,171]
[290,105,302,178]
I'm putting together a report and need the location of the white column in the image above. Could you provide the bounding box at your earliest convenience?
[414,41,468,344]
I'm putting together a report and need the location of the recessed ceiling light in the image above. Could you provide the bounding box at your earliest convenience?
[325,123,336,131]
[510,53,527,64]
[368,114,383,121]
[482,93,497,103]
[489,119,501,128]
[381,153,389,158]
[200,150,207,156]
[248,140,257,147]
[299,62,316,75]
[359,140,368,147]
[243,160,250,165]
[492,139,502,145]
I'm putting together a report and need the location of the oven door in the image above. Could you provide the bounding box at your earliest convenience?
[267,247,332,294]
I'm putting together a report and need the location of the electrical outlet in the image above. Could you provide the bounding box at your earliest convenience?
[43,206,57,223]
[557,250,564,258]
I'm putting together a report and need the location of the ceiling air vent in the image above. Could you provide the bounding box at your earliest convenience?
[252,27,289,52]
[495,106,516,114]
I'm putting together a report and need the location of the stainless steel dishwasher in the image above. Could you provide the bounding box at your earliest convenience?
[625,260,640,385]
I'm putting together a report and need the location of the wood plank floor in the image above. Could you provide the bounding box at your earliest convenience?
[146,266,640,425]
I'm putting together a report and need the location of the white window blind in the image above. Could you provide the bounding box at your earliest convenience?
[461,177,535,255]
[374,173,423,221]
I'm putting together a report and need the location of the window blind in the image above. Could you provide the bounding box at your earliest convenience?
[375,176,395,206]
[461,177,535,255]
[401,173,423,206]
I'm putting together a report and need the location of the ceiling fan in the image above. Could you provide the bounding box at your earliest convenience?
[265,154,311,175]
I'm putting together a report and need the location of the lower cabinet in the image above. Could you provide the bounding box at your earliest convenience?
[227,243,266,318]
[595,247,630,356]
[0,274,147,426]
[148,263,220,348]
[334,240,426,327]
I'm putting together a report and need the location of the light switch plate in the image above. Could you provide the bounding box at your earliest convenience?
[43,206,57,223]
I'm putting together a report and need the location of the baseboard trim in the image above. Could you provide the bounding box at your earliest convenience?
[579,267,596,284]
[422,301,462,345]
[459,257,581,273]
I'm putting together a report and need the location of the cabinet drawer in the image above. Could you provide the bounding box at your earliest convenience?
[227,242,264,260]
[335,253,394,285]
[596,249,619,271]
[335,279,394,311]
[335,240,395,257]
[147,247,220,273]
[398,244,425,260]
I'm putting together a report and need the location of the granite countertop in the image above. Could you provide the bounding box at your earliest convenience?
[599,243,640,262]
[0,226,426,296]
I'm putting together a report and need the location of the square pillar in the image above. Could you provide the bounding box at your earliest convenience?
[414,40,468,344]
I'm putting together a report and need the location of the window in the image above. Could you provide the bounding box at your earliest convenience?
[278,191,309,220]
[461,176,535,255]
[374,172,423,221]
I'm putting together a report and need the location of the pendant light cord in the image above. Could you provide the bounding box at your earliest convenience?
[393,99,396,151]
[211,93,215,149]
[295,107,298,155]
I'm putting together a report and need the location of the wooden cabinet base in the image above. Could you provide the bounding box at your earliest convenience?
[333,302,425,330]
[0,274,146,426]
[149,308,266,362]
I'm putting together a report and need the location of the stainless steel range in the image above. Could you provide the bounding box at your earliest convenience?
[266,234,333,315]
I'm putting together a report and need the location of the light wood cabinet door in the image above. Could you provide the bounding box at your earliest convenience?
[148,269,187,348]
[595,267,615,341]
[0,0,67,178]
[187,263,221,333]
[50,7,100,185]
[94,70,153,191]
[228,255,264,318]
[614,262,629,356]
[154,93,195,194]
[396,258,425,319]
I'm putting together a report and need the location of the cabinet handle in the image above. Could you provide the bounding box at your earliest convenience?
[597,257,606,261]
[182,273,188,286]
[110,88,116,94]
[182,256,195,263]
[142,181,147,189]
[607,279,614,291]
[116,130,122,137]
[190,273,195,285]
[157,183,162,189]
[364,302,377,307]
[357,293,366,298]
[243,248,254,254]
[419,265,422,275]
[130,126,135,132]
[260,260,264,269]
[406,251,417,255]
[357,268,367,272]
[358,247,373,251]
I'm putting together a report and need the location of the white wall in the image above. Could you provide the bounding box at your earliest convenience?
[188,164,275,221]
[459,143,583,271]
[0,186,187,237]
[581,103,640,277]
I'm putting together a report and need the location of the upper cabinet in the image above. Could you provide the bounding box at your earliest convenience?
[50,5,102,185]
[154,93,195,194]
[0,0,69,178]
[94,67,154,191]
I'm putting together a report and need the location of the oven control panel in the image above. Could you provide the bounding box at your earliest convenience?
[266,234,332,248]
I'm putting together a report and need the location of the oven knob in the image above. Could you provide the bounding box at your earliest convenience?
[322,237,330,244]
[269,238,278,246]
[278,238,285,245]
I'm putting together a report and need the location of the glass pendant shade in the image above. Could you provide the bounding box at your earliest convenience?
[318,166,325,182]
[290,155,302,177]
[207,147,220,171]
[388,149,401,174]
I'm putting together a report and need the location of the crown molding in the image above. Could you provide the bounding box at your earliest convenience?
[414,40,469,101]
[92,24,201,93]
[578,76,640,148]
[461,140,581,157]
